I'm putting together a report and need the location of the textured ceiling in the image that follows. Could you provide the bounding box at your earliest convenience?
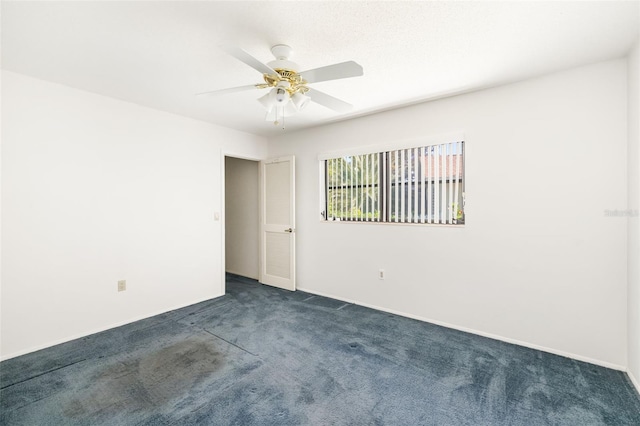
[2,1,639,137]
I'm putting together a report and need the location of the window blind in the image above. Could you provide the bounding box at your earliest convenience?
[324,141,464,225]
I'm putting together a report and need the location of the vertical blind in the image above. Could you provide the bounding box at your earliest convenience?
[324,141,464,225]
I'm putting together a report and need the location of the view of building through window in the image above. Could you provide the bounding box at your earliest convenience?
[324,141,464,225]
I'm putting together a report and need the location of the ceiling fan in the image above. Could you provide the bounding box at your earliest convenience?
[198,44,364,127]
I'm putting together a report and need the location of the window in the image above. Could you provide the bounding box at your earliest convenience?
[322,140,464,225]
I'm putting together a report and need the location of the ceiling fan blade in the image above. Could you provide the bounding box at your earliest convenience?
[306,88,353,113]
[196,84,258,97]
[220,45,278,76]
[300,61,363,84]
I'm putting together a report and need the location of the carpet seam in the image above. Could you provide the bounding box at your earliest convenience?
[202,329,258,357]
[0,358,87,390]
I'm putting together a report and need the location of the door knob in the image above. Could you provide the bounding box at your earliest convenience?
[285,228,293,233]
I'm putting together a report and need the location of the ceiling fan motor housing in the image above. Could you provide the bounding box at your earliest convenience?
[268,44,300,73]
[267,59,300,72]
[263,45,307,96]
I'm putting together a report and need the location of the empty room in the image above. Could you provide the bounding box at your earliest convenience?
[2,1,640,425]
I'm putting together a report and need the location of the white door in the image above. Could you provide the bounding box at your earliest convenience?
[259,156,295,291]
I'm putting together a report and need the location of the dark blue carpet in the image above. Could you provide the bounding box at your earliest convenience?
[1,275,639,425]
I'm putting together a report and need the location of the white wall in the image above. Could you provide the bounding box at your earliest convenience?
[0,71,267,359]
[268,59,629,368]
[225,156,259,279]
[628,40,640,390]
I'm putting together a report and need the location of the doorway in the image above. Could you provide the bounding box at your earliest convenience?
[224,156,259,284]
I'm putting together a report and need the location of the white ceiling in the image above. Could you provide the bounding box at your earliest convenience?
[2,1,639,137]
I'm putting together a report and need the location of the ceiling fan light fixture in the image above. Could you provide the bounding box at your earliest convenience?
[275,87,289,104]
[273,80,291,105]
[291,92,310,111]
[257,90,275,111]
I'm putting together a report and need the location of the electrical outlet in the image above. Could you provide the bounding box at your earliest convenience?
[379,269,385,280]
[118,280,126,292]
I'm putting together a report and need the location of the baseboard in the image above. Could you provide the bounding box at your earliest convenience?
[0,293,224,362]
[297,287,357,304]
[628,369,640,395]
[297,287,626,372]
